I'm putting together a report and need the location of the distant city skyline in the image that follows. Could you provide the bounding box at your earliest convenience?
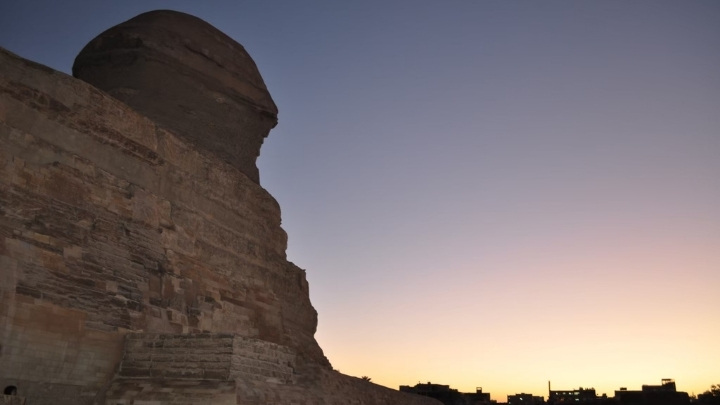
[402,378,704,404]
[1,1,718,401]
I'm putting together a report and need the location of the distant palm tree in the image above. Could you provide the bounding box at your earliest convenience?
[361,376,372,382]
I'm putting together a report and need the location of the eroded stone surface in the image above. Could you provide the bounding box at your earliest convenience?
[107,333,440,405]
[0,11,441,404]
[72,10,278,184]
[0,47,325,403]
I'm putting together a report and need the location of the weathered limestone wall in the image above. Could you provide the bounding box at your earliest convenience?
[0,11,442,404]
[118,334,238,381]
[117,333,296,384]
[0,285,121,404]
[106,333,439,405]
[0,46,324,402]
[2,395,27,405]
[109,370,442,405]
[105,380,237,405]
[103,333,296,404]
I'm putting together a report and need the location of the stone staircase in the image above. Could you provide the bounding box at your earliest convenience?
[104,333,299,404]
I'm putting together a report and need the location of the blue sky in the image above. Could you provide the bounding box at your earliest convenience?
[2,1,719,400]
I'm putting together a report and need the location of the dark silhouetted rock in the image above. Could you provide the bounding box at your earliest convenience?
[72,10,277,184]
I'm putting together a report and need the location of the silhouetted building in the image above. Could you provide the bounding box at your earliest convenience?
[615,379,689,405]
[549,387,598,404]
[400,382,467,405]
[400,383,495,405]
[466,387,494,405]
[508,392,545,405]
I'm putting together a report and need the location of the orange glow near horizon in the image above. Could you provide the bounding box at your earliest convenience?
[312,224,720,402]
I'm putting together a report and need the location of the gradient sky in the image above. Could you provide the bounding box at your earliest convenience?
[2,1,719,401]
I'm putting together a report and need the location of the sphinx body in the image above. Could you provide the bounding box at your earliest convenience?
[0,10,439,405]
